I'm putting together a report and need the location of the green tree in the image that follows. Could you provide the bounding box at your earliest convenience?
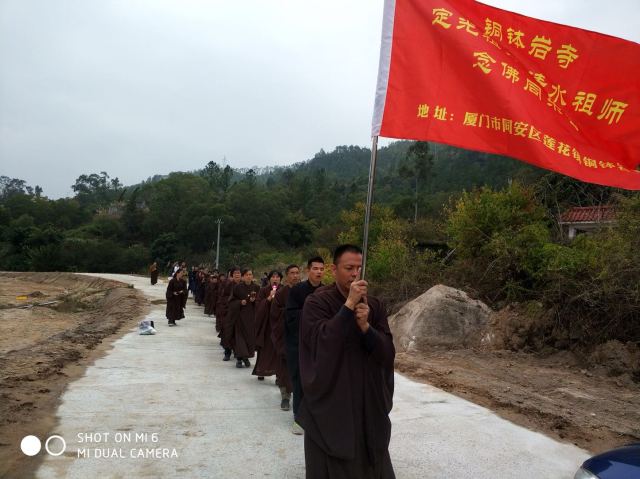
[398,142,433,223]
[121,187,146,241]
[0,176,39,199]
[281,211,316,248]
[151,233,178,265]
[201,161,233,194]
[446,183,550,302]
[71,171,122,208]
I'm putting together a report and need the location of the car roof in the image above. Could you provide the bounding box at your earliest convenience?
[583,443,640,479]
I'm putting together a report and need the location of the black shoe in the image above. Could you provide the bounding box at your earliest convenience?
[280,398,290,411]
[223,353,231,361]
[243,359,250,367]
[258,376,264,381]
[236,359,243,368]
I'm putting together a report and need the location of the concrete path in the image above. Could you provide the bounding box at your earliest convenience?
[35,274,589,478]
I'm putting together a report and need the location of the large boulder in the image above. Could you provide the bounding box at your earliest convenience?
[388,284,491,352]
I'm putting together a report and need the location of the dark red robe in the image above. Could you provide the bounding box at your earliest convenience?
[215,279,229,333]
[252,285,279,377]
[204,280,218,316]
[165,277,185,323]
[298,283,395,478]
[195,274,206,305]
[219,280,236,349]
[228,282,260,359]
[179,277,188,313]
[270,284,293,392]
[150,265,158,285]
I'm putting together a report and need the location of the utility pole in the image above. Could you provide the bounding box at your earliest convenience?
[215,218,222,270]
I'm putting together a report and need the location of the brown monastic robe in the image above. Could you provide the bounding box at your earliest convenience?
[204,280,218,316]
[179,276,188,314]
[165,277,185,323]
[215,278,229,333]
[270,284,293,392]
[228,281,260,359]
[150,264,158,285]
[298,283,396,479]
[220,280,237,349]
[252,285,279,377]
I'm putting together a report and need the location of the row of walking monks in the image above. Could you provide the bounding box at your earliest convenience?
[163,247,396,478]
[165,262,311,414]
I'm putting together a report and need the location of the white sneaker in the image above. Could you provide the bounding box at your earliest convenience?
[291,421,303,435]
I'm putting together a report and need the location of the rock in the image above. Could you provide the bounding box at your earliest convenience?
[388,284,492,352]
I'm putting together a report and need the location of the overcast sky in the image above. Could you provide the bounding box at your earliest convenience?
[1,0,638,199]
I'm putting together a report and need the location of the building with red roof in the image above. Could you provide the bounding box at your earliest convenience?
[558,205,617,239]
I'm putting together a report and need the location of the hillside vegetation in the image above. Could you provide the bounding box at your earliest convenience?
[1,141,638,355]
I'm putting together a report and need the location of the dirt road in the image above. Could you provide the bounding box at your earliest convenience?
[34,274,587,478]
[0,272,147,478]
[0,272,616,478]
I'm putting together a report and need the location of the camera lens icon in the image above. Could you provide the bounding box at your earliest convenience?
[20,436,41,456]
[21,435,66,456]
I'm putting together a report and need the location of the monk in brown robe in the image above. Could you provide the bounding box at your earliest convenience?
[204,274,218,316]
[195,270,207,306]
[214,273,226,333]
[252,270,282,381]
[270,264,300,411]
[150,262,158,285]
[228,268,260,368]
[298,245,395,478]
[179,269,188,318]
[220,268,241,361]
[165,269,186,327]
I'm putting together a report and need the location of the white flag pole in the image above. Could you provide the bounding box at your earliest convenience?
[361,136,379,280]
[364,0,393,278]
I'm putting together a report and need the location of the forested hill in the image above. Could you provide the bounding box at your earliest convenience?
[259,141,541,192]
[135,141,541,191]
[0,140,568,277]
[4,139,640,352]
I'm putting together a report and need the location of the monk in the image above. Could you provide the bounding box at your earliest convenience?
[195,270,207,306]
[204,274,218,317]
[270,264,300,411]
[298,244,395,478]
[214,273,227,333]
[188,266,197,296]
[165,269,186,327]
[285,256,325,435]
[178,268,188,319]
[228,269,260,368]
[252,270,282,381]
[150,262,158,285]
[220,268,241,361]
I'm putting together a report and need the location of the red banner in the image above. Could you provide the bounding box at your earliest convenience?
[372,0,640,189]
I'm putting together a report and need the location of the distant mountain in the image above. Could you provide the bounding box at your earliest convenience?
[122,141,544,200]
[259,140,543,194]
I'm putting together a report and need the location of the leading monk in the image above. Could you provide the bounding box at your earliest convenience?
[298,244,395,478]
